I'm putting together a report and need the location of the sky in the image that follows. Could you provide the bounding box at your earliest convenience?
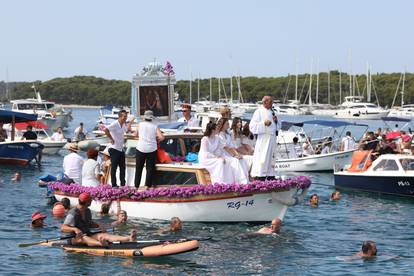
[0,0,413,82]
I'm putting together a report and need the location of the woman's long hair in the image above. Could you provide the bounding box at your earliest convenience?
[216,118,228,133]
[242,122,254,140]
[231,117,242,138]
[204,121,217,137]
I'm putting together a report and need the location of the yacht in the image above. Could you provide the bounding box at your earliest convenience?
[273,100,307,116]
[333,96,389,120]
[11,92,72,130]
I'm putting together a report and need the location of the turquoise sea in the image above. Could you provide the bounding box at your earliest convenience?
[0,108,413,275]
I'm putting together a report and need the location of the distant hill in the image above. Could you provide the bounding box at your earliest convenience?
[7,72,412,107]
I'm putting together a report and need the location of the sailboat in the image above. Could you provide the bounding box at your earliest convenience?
[388,71,414,117]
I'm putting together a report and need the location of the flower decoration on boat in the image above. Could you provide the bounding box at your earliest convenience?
[48,176,311,202]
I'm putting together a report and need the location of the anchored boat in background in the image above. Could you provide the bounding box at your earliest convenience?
[0,110,44,165]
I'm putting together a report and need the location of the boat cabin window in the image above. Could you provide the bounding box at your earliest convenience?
[373,159,399,171]
[153,170,198,185]
[17,103,47,110]
[399,158,414,171]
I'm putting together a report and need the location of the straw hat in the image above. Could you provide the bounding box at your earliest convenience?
[143,110,155,120]
[67,143,79,152]
[100,147,110,156]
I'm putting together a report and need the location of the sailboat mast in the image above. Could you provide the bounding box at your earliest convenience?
[230,76,233,103]
[316,59,319,104]
[308,59,313,106]
[189,74,192,104]
[218,78,221,102]
[295,58,298,102]
[339,69,342,104]
[366,63,371,103]
[401,70,406,107]
[327,68,331,105]
[210,78,212,102]
[5,68,9,101]
[197,73,200,102]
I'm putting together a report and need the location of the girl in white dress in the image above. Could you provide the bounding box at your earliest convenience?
[199,122,235,184]
[217,118,250,184]
[231,117,254,155]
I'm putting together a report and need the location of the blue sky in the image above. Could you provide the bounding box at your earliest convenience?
[0,0,412,81]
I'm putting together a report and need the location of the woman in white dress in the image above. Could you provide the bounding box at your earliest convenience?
[81,149,101,187]
[199,122,235,184]
[231,117,254,155]
[217,118,250,184]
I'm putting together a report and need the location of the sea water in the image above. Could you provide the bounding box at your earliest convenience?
[0,108,413,275]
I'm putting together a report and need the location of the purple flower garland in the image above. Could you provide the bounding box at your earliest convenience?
[48,176,311,202]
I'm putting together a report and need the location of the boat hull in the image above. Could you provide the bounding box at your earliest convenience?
[333,110,389,120]
[274,150,354,172]
[0,141,44,165]
[40,140,67,155]
[55,189,302,222]
[334,173,414,197]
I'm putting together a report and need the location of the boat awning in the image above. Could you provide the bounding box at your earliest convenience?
[0,110,38,123]
[302,120,368,128]
[280,121,304,131]
[381,117,411,122]
[15,121,48,130]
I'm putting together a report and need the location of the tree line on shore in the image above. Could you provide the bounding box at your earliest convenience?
[1,72,412,107]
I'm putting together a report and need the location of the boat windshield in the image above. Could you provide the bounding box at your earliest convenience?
[399,158,414,171]
[17,103,48,110]
[373,159,399,171]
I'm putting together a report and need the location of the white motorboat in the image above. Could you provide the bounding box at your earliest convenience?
[273,100,307,116]
[50,132,310,222]
[274,120,368,172]
[13,121,67,155]
[334,153,414,197]
[388,105,414,118]
[11,91,72,129]
[333,96,389,120]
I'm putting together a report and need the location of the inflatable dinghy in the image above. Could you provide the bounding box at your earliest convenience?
[40,239,199,257]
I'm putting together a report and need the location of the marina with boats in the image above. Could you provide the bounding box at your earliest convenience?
[2,61,414,274]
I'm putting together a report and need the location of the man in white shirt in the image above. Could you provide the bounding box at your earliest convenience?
[104,110,133,187]
[74,122,87,141]
[340,131,356,151]
[63,143,84,183]
[249,96,278,180]
[288,137,302,159]
[51,127,65,141]
[177,103,199,127]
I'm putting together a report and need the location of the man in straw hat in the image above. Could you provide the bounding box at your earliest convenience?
[63,143,84,183]
[104,110,134,187]
[61,192,136,247]
[134,110,164,188]
[177,103,199,127]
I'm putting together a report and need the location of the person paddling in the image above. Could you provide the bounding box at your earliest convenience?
[61,192,136,247]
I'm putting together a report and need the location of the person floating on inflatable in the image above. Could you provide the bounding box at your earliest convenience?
[61,192,136,247]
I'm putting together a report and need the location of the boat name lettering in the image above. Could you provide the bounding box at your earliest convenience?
[397,181,410,187]
[227,200,254,209]
[7,145,24,150]
[276,163,290,169]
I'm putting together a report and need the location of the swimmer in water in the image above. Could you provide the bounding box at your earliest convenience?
[310,193,319,207]
[255,218,282,234]
[356,240,377,258]
[330,191,340,201]
[12,172,22,182]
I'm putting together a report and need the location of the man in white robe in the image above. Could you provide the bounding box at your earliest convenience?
[249,96,278,180]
